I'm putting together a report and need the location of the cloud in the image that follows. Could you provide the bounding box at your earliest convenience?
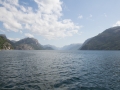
[21,1,28,5]
[113,21,120,27]
[8,38,20,41]
[0,0,81,39]
[78,15,83,19]
[25,33,34,38]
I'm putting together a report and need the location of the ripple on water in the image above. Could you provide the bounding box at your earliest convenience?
[0,50,120,90]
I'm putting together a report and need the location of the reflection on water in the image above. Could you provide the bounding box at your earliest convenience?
[0,50,120,90]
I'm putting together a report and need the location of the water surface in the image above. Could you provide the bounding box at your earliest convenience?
[0,50,120,90]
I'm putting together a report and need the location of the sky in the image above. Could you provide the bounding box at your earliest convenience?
[0,0,120,47]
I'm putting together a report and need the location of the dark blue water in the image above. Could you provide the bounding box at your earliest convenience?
[0,50,120,90]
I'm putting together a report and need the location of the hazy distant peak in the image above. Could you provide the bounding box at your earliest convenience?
[61,43,82,50]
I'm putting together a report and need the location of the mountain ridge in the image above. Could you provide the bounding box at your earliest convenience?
[0,35,13,50]
[14,37,44,50]
[0,35,82,50]
[80,26,120,50]
[60,43,82,50]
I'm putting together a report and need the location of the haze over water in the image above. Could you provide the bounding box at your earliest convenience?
[0,50,120,90]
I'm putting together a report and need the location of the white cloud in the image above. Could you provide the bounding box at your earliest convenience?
[21,1,28,5]
[78,15,83,19]
[8,38,20,41]
[0,0,81,39]
[113,21,120,27]
[25,33,34,38]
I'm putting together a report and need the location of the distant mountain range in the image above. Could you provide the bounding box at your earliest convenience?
[60,43,82,50]
[80,26,120,50]
[42,44,59,50]
[0,34,82,50]
[2,26,120,50]
[0,35,44,50]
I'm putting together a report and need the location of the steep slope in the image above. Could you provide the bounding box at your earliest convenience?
[80,26,120,50]
[0,35,13,50]
[79,38,92,49]
[15,37,44,50]
[61,43,82,50]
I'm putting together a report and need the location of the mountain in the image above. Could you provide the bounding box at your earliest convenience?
[10,40,17,43]
[0,35,13,50]
[43,44,82,50]
[14,37,44,50]
[0,34,7,39]
[43,46,54,50]
[43,45,54,50]
[79,38,92,49]
[0,34,83,50]
[61,43,82,50]
[0,35,59,50]
[43,44,60,50]
[43,45,53,50]
[80,26,120,50]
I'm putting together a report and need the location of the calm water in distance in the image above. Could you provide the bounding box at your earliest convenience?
[0,50,120,90]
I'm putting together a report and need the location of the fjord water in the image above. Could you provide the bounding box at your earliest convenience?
[0,50,120,90]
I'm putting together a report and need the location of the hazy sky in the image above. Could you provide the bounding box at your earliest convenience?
[0,0,120,47]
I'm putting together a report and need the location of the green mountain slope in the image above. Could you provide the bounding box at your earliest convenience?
[80,26,120,50]
[0,36,13,50]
